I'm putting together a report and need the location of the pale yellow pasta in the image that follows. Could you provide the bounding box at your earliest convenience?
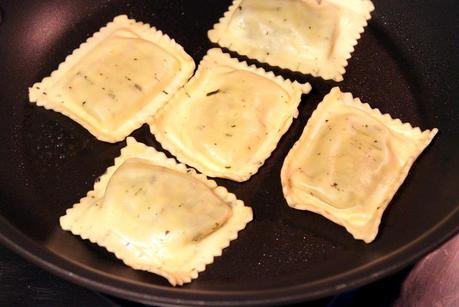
[29,15,195,143]
[208,0,374,81]
[60,137,253,285]
[281,87,438,243]
[150,48,311,182]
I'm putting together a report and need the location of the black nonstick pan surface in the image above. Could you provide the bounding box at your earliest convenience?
[0,0,458,305]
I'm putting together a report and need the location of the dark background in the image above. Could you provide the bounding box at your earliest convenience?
[0,243,411,307]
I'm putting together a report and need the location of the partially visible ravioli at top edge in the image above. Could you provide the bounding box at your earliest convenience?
[208,0,374,81]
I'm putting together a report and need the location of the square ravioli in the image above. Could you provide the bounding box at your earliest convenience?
[208,0,374,81]
[60,137,253,286]
[29,15,195,143]
[281,87,438,243]
[150,48,311,182]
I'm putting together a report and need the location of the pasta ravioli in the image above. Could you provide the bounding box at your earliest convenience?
[150,48,311,182]
[208,0,374,81]
[281,88,438,243]
[29,15,195,143]
[60,137,253,285]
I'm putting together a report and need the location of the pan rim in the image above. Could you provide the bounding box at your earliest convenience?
[0,207,457,306]
[1,1,458,303]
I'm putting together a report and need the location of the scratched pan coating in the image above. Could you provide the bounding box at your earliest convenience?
[0,0,458,305]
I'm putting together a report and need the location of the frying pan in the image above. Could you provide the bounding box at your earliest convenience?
[0,0,458,305]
